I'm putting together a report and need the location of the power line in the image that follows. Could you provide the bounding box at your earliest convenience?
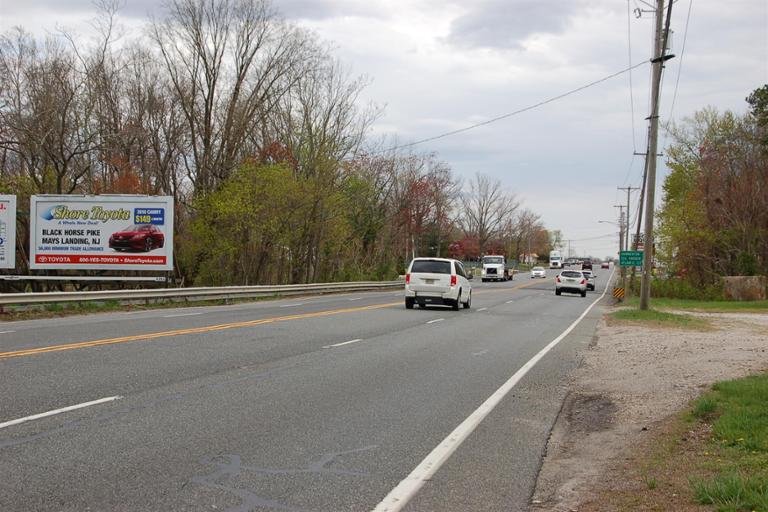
[378,61,650,153]
[621,153,636,187]
[627,0,638,152]
[667,0,693,122]
[568,233,618,242]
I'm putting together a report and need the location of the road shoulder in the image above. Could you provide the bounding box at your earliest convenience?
[531,305,768,511]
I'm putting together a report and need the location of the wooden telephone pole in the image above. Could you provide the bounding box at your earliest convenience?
[639,0,674,310]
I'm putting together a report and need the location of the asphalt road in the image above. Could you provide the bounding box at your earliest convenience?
[0,266,614,511]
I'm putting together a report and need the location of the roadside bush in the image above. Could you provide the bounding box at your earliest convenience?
[650,277,724,300]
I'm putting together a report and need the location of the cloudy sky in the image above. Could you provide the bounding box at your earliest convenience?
[2,0,766,257]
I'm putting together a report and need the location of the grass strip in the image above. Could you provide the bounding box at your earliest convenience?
[584,373,768,511]
[623,296,768,313]
[687,373,768,511]
[609,308,712,330]
[0,295,277,321]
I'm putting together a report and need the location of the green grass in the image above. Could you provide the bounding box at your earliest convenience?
[610,308,712,330]
[624,296,768,313]
[691,474,768,512]
[692,395,718,418]
[688,373,768,511]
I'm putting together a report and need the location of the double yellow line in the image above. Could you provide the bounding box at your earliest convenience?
[0,302,399,360]
[0,280,544,360]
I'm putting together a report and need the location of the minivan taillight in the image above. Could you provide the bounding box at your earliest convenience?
[580,279,586,285]
[450,275,457,286]
[406,273,410,284]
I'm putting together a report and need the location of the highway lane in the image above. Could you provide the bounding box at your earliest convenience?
[0,267,613,511]
[0,276,543,419]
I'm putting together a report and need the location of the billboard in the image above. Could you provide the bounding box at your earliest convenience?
[30,195,174,271]
[0,195,16,269]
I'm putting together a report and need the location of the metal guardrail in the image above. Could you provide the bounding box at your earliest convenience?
[0,281,404,307]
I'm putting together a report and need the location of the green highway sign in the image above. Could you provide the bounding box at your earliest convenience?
[620,250,643,266]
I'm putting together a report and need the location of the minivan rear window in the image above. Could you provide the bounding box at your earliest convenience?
[410,260,452,274]
[561,271,582,278]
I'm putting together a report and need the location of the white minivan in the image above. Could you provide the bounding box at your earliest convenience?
[404,257,472,310]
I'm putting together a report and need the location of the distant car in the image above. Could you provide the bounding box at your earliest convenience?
[601,261,610,269]
[530,266,546,278]
[581,260,593,271]
[581,269,596,291]
[405,257,472,310]
[109,224,164,252]
[555,270,587,297]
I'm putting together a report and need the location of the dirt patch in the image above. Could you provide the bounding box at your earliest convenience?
[531,308,768,511]
[566,394,617,434]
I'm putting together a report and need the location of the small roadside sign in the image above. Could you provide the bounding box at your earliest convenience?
[620,250,643,267]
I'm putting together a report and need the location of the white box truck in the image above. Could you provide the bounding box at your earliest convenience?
[549,250,563,269]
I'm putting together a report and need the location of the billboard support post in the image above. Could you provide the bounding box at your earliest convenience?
[0,195,17,270]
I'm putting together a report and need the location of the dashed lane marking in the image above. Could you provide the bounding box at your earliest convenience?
[323,338,364,348]
[0,396,122,430]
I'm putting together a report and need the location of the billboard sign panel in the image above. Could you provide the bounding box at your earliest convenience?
[30,195,174,271]
[0,195,16,269]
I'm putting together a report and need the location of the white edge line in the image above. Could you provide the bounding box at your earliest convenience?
[0,396,123,430]
[0,330,16,334]
[477,307,488,312]
[426,318,444,324]
[163,312,203,318]
[279,303,305,308]
[371,267,615,512]
[348,297,363,301]
[323,338,363,349]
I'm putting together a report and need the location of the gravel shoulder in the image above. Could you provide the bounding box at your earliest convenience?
[531,304,768,511]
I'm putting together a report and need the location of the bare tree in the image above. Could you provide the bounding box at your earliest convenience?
[150,0,316,192]
[459,173,519,254]
[0,29,99,194]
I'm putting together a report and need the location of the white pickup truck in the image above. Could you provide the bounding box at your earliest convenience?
[480,255,511,282]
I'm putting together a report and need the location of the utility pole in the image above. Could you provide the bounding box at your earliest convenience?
[615,205,626,290]
[618,186,640,250]
[640,0,674,310]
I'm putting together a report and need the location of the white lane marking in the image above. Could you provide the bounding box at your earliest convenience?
[505,300,515,304]
[0,330,16,334]
[472,350,488,356]
[426,318,444,324]
[279,303,305,308]
[0,396,123,430]
[372,266,615,512]
[163,312,203,318]
[323,338,363,348]
[348,297,363,301]
[477,307,488,312]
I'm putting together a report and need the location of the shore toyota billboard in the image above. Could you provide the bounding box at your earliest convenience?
[0,195,16,269]
[30,195,174,271]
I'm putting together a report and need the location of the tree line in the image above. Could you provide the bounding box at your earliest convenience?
[0,0,553,289]
[657,85,768,285]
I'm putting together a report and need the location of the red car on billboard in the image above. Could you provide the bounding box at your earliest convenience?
[109,224,165,252]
